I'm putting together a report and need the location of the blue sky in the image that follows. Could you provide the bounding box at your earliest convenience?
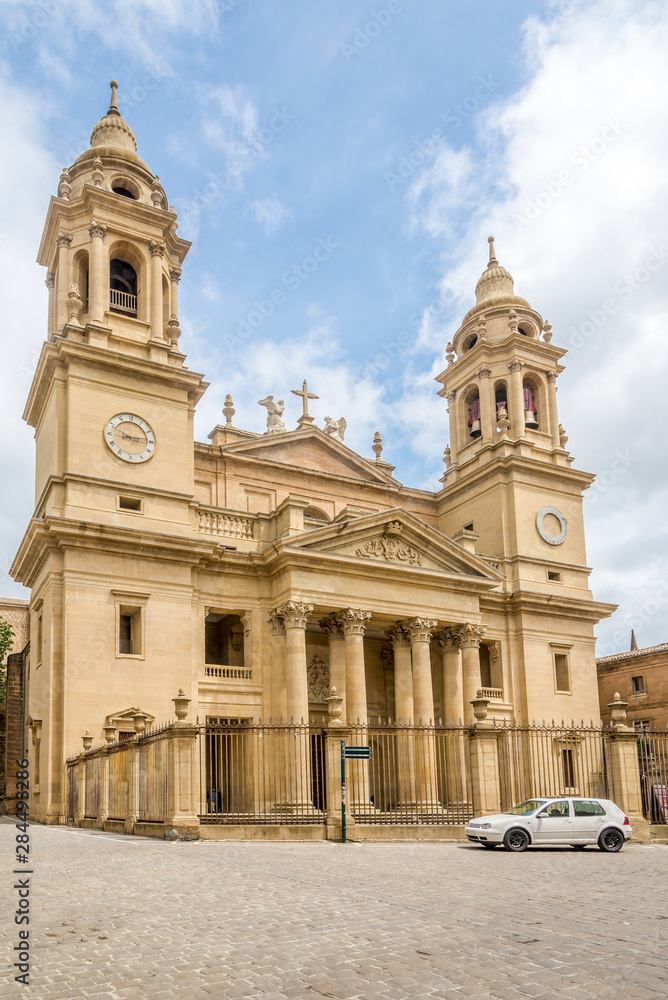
[1,0,668,654]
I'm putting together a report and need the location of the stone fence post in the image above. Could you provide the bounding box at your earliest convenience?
[163,689,200,840]
[324,688,354,841]
[468,693,501,816]
[607,693,650,842]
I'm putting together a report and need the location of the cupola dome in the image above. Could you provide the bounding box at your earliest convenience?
[90,80,137,155]
[474,236,515,305]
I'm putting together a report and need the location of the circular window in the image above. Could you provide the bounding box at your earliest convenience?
[536,506,567,545]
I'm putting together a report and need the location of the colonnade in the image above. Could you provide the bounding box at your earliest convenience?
[267,603,490,809]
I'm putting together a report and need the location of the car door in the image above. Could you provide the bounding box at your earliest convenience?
[571,799,606,842]
[531,799,573,842]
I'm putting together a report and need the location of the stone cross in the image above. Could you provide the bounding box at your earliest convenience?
[291,380,318,427]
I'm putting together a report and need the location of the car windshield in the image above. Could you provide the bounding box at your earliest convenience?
[505,799,548,815]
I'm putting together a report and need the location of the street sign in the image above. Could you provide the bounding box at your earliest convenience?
[343,746,371,759]
[340,743,373,844]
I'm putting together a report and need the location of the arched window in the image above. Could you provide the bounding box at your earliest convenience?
[112,186,136,200]
[464,334,478,352]
[523,377,540,429]
[304,506,330,522]
[72,249,89,316]
[110,259,138,315]
[494,382,509,424]
[465,388,481,439]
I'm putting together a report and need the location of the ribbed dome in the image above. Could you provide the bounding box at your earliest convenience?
[89,80,137,155]
[475,237,515,305]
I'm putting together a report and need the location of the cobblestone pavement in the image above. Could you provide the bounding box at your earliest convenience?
[2,820,668,999]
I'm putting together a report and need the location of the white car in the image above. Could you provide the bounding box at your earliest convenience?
[466,797,632,852]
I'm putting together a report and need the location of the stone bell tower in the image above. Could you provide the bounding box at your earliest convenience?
[435,238,613,721]
[29,79,206,501]
[12,82,207,823]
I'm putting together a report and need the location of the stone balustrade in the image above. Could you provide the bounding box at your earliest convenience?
[197,508,254,539]
[204,665,253,681]
[478,686,503,700]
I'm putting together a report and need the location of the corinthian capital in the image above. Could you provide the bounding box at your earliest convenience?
[267,609,286,636]
[339,608,371,635]
[169,267,182,282]
[55,232,73,250]
[385,623,411,648]
[508,359,523,374]
[319,613,345,640]
[546,369,557,383]
[149,240,166,257]
[457,623,487,648]
[277,601,313,629]
[88,220,107,240]
[401,617,437,643]
[434,627,461,651]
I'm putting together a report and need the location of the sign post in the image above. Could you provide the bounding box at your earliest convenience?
[340,744,372,843]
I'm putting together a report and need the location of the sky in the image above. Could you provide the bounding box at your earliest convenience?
[0,0,667,655]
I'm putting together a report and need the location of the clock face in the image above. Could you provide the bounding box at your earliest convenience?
[536,506,567,545]
[105,414,155,463]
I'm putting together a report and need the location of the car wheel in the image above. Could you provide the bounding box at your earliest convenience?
[504,828,529,852]
[598,828,624,853]
[481,842,497,849]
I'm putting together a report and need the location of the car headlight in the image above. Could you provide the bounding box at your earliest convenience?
[479,823,493,830]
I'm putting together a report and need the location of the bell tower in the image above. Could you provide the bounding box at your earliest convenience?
[27,80,206,503]
[436,238,613,721]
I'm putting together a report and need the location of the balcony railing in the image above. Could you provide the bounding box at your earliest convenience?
[205,665,253,681]
[478,687,503,700]
[110,289,137,315]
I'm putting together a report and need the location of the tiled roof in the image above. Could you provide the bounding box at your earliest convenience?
[597,642,668,665]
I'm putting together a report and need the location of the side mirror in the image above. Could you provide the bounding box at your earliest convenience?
[537,810,548,818]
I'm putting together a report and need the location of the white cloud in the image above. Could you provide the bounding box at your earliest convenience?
[250,195,292,237]
[402,0,668,651]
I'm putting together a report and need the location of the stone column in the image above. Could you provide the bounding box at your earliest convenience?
[55,232,73,332]
[546,370,560,447]
[324,689,355,841]
[149,240,166,340]
[268,610,287,722]
[340,609,371,725]
[404,618,437,725]
[45,272,56,337]
[508,359,525,438]
[478,366,495,442]
[385,623,413,723]
[169,266,182,323]
[88,221,107,325]
[436,628,464,724]
[446,390,460,463]
[386,623,415,806]
[277,601,313,724]
[320,614,347,722]
[404,618,438,807]
[458,623,487,723]
[340,609,371,810]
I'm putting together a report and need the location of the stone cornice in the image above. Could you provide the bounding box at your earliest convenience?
[435,452,595,504]
[480,589,617,624]
[23,337,208,428]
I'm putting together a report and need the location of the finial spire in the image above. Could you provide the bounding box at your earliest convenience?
[487,235,498,267]
[108,79,121,117]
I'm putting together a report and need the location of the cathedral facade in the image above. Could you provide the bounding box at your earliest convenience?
[12,83,615,824]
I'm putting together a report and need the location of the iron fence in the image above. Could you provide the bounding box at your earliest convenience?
[347,724,474,825]
[199,722,326,824]
[67,761,78,824]
[636,727,668,824]
[108,745,129,821]
[138,732,169,822]
[496,723,613,810]
[84,755,100,819]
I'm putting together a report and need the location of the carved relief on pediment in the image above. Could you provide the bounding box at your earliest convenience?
[355,524,422,566]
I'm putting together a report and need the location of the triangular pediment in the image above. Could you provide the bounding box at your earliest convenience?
[286,508,504,581]
[219,427,400,485]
